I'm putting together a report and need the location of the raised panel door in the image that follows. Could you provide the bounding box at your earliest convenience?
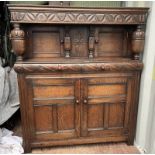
[26,76,81,142]
[80,76,133,138]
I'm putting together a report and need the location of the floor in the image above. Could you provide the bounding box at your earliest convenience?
[32,143,140,154]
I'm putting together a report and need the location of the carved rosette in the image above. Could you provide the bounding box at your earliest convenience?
[10,24,25,61]
[131,25,145,60]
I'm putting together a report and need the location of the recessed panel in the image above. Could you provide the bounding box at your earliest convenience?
[108,103,125,128]
[96,28,127,57]
[32,31,60,58]
[88,104,104,129]
[32,79,74,86]
[58,104,75,131]
[88,84,126,97]
[34,106,53,132]
[33,85,74,98]
[70,27,88,57]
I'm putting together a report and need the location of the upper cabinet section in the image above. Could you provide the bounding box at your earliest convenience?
[8,5,149,61]
[24,25,130,59]
[8,5,148,25]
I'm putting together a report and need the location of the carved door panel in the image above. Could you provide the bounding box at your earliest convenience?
[26,76,80,142]
[80,76,133,138]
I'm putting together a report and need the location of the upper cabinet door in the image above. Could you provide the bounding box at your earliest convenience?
[25,26,65,59]
[80,75,134,139]
[26,76,81,143]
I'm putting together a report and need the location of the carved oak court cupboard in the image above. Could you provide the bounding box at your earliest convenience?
[8,5,148,153]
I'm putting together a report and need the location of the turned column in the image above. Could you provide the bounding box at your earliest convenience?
[64,27,71,58]
[89,37,95,58]
[10,24,25,61]
[131,25,145,60]
[64,36,71,58]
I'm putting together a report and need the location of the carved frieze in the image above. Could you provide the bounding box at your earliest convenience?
[8,5,148,25]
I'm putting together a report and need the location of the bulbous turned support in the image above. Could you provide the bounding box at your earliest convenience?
[10,24,25,61]
[131,25,145,60]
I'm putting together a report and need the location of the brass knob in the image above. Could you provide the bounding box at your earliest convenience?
[84,99,87,103]
[76,99,79,104]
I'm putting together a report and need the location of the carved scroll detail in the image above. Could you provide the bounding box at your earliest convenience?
[10,24,25,61]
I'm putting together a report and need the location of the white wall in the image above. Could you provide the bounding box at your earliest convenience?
[146,68,155,153]
[125,1,151,7]
[125,1,155,153]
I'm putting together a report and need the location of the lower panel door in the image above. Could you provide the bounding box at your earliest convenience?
[26,76,80,142]
[81,76,133,139]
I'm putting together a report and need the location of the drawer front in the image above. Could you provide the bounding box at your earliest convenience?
[26,76,80,142]
[81,76,133,138]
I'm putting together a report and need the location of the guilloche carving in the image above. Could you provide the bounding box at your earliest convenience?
[8,6,148,25]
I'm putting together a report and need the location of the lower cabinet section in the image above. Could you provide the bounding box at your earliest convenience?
[19,72,139,152]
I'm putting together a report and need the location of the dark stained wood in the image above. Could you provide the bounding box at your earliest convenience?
[95,26,129,57]
[52,105,58,133]
[108,103,125,128]
[8,5,148,153]
[104,103,109,129]
[26,77,80,143]
[8,5,148,25]
[81,79,88,137]
[131,26,145,60]
[17,74,31,153]
[32,135,128,148]
[87,104,104,129]
[14,62,144,73]
[10,24,25,61]
[34,106,53,132]
[80,76,130,139]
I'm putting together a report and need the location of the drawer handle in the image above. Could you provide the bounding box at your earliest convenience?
[84,99,87,104]
[76,99,79,104]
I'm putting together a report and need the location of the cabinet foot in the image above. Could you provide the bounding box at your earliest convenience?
[23,143,32,153]
[127,138,134,145]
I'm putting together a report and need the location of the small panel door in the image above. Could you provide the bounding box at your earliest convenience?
[26,26,64,59]
[81,76,132,138]
[26,76,80,142]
